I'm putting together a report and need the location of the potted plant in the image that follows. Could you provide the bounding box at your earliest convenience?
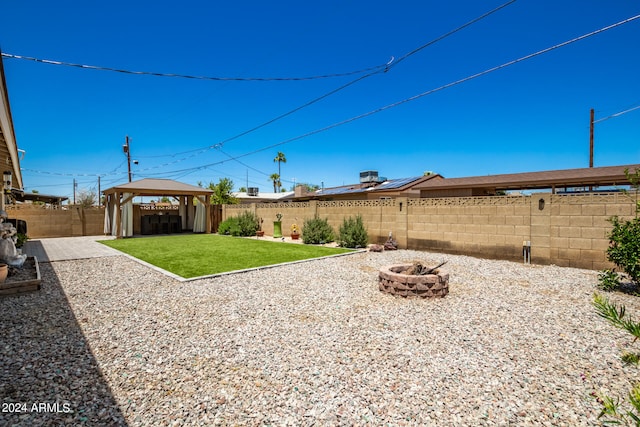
[273,213,283,238]
[290,223,300,240]
[256,218,264,237]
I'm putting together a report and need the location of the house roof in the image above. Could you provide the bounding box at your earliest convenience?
[234,191,294,201]
[314,174,441,197]
[411,164,640,192]
[0,49,23,191]
[103,178,213,196]
[14,191,68,205]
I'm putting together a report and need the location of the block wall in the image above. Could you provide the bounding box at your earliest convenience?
[548,193,636,270]
[406,196,532,262]
[222,193,637,270]
[10,192,636,271]
[7,205,106,238]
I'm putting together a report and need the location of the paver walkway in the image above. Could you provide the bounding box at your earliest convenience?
[23,235,120,262]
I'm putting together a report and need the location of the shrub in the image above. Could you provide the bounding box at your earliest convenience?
[338,214,368,248]
[217,217,240,236]
[598,269,621,292]
[236,211,260,236]
[302,216,334,244]
[605,216,640,284]
[217,211,259,237]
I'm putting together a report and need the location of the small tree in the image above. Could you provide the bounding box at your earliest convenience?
[208,178,238,205]
[273,152,286,192]
[269,173,280,193]
[77,189,97,208]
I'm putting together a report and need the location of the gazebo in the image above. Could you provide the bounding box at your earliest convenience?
[102,178,214,238]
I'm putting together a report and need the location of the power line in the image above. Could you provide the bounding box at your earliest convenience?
[594,104,640,123]
[145,13,640,176]
[23,0,514,181]
[131,0,517,173]
[389,0,517,69]
[0,52,389,82]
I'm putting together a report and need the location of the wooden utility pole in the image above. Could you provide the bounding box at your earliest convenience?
[124,136,132,182]
[589,108,594,168]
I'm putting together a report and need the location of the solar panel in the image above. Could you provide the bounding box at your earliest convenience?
[375,176,422,190]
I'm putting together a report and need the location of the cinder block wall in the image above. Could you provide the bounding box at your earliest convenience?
[223,193,637,270]
[9,192,636,270]
[406,196,532,262]
[548,193,636,269]
[7,205,106,238]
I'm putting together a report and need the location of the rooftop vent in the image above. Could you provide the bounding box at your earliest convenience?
[247,187,259,196]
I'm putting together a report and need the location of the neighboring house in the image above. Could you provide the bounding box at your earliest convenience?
[0,49,24,211]
[407,164,640,198]
[233,187,295,204]
[293,170,442,201]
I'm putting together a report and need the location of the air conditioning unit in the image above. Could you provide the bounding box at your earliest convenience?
[359,170,379,183]
[247,187,259,196]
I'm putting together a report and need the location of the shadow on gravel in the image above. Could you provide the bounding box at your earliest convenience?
[0,261,128,426]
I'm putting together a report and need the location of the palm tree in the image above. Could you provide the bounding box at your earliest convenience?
[273,152,287,192]
[269,173,280,193]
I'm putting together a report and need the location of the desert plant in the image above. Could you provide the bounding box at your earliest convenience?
[15,232,28,248]
[217,217,240,236]
[592,293,640,424]
[605,216,640,284]
[217,211,259,237]
[338,214,368,248]
[236,211,259,236]
[598,269,622,292]
[302,216,334,244]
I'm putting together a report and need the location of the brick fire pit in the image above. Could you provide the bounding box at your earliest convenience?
[378,263,449,298]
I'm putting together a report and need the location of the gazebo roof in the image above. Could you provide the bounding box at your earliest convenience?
[103,178,214,197]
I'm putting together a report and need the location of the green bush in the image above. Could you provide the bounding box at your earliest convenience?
[237,211,260,236]
[605,216,640,284]
[338,214,368,248]
[302,216,334,244]
[217,211,259,237]
[598,269,622,292]
[217,217,240,236]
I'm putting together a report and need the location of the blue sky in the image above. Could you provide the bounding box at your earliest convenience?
[1,0,639,199]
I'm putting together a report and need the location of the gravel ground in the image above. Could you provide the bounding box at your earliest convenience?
[2,249,640,426]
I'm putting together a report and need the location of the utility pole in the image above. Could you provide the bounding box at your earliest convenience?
[123,135,132,182]
[589,108,594,168]
[98,176,101,206]
[73,179,77,204]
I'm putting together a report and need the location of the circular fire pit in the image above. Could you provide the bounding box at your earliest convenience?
[379,263,449,298]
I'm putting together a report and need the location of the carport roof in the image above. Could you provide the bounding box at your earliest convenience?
[102,178,213,197]
[411,164,640,192]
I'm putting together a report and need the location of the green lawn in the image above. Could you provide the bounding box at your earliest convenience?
[99,234,354,278]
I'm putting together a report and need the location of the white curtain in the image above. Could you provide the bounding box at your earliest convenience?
[193,201,206,233]
[103,201,111,235]
[111,203,118,237]
[122,193,133,237]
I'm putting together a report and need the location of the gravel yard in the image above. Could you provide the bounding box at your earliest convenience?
[2,250,640,426]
